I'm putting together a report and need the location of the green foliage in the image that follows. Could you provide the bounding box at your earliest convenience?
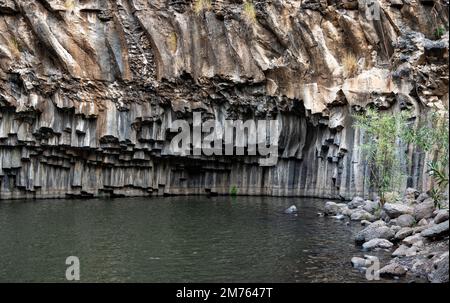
[353,108,411,204]
[230,185,238,196]
[435,27,445,39]
[404,110,449,208]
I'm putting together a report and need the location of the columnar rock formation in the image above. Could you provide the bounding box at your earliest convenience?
[0,0,448,199]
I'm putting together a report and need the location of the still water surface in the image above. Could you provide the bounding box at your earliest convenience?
[0,196,393,282]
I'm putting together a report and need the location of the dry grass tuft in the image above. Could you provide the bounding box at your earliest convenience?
[167,32,178,53]
[193,0,212,16]
[64,0,75,11]
[243,1,257,24]
[342,52,358,78]
[9,37,22,59]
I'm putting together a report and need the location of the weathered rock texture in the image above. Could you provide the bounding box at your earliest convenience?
[0,0,448,199]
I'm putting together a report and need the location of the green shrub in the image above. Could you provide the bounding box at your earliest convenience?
[230,185,238,196]
[353,108,411,205]
[404,110,449,208]
[435,27,445,39]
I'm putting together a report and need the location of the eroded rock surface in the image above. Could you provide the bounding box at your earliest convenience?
[1,0,448,199]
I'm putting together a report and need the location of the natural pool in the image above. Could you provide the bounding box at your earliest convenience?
[0,196,394,282]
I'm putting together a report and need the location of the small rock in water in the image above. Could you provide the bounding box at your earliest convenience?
[362,238,394,250]
[361,220,371,226]
[332,214,345,220]
[284,205,298,214]
[351,257,369,269]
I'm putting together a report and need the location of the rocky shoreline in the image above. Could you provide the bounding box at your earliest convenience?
[322,189,449,283]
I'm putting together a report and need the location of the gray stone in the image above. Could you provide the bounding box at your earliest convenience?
[390,225,402,233]
[418,218,429,226]
[396,214,416,227]
[395,227,414,240]
[416,193,429,203]
[350,209,375,221]
[361,220,371,226]
[348,196,365,209]
[351,257,369,269]
[362,200,380,214]
[414,198,435,221]
[378,262,408,277]
[404,187,419,204]
[355,221,395,244]
[392,244,419,257]
[421,220,449,239]
[402,234,425,246]
[434,209,449,224]
[284,205,298,214]
[324,202,346,216]
[383,203,414,219]
[428,252,449,283]
[362,238,394,250]
[332,214,345,220]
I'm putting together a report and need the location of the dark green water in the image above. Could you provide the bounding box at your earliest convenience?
[0,196,391,282]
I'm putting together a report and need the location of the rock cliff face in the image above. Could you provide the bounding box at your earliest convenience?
[0,0,448,200]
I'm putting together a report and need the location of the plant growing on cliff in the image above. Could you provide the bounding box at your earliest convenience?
[342,52,358,78]
[434,27,445,39]
[353,108,411,205]
[8,37,22,59]
[242,1,257,24]
[193,0,212,15]
[230,185,238,196]
[167,32,178,54]
[64,0,75,11]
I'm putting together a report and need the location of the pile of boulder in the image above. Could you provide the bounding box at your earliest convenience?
[323,188,449,283]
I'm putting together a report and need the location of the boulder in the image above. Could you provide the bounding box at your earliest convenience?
[396,214,416,227]
[392,244,419,257]
[428,252,449,283]
[383,203,414,219]
[350,209,375,221]
[378,262,408,277]
[403,187,419,204]
[421,220,449,239]
[284,205,298,214]
[390,225,402,233]
[402,234,425,246]
[434,209,449,224]
[362,200,379,214]
[361,220,371,226]
[324,201,346,215]
[418,218,429,226]
[416,193,429,203]
[362,238,394,250]
[341,207,353,217]
[355,221,395,244]
[414,198,435,221]
[348,196,365,209]
[395,227,414,240]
